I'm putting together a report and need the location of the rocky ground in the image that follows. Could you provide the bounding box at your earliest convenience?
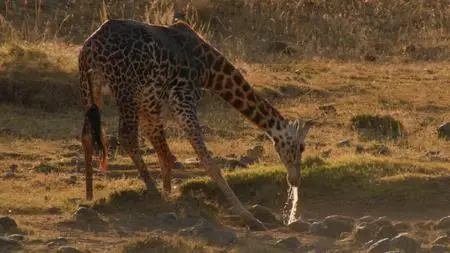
[1,205,450,253]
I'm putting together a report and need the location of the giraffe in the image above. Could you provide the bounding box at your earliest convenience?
[79,19,313,230]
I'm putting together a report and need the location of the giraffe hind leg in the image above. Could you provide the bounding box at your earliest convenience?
[118,111,159,196]
[140,114,178,198]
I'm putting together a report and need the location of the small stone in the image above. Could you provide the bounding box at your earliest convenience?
[288,219,311,233]
[309,221,331,237]
[0,216,18,232]
[7,234,25,241]
[367,238,391,253]
[240,145,264,165]
[3,171,15,179]
[364,54,377,62]
[337,140,351,147]
[371,144,390,155]
[433,235,450,245]
[73,207,101,223]
[47,237,68,247]
[354,225,375,243]
[431,244,449,253]
[437,122,450,140]
[67,175,77,185]
[323,215,355,237]
[390,233,420,253]
[355,144,365,153]
[275,236,301,250]
[155,212,178,223]
[376,224,398,239]
[321,149,332,158]
[248,204,279,224]
[266,41,296,55]
[178,220,237,246]
[318,104,337,114]
[56,246,85,253]
[436,216,450,230]
[9,164,18,173]
[173,161,184,170]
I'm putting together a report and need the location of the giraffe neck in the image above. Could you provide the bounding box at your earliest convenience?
[203,56,288,140]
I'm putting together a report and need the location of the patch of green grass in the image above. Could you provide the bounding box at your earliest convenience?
[180,156,450,209]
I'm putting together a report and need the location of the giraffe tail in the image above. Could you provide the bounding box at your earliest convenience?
[85,70,108,172]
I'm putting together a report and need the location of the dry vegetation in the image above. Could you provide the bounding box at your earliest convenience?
[0,0,449,252]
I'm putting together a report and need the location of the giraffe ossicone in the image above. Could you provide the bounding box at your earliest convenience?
[78,19,313,230]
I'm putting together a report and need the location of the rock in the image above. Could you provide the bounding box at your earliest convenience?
[337,140,351,147]
[248,205,279,224]
[367,238,391,253]
[288,219,311,233]
[56,246,85,253]
[3,171,15,178]
[438,122,450,140]
[354,225,376,243]
[370,144,390,155]
[370,216,392,228]
[364,54,377,62]
[393,222,411,232]
[34,163,62,173]
[240,145,264,165]
[67,175,77,185]
[8,234,25,241]
[432,235,450,245]
[390,233,420,253]
[375,224,398,239]
[323,215,355,237]
[0,216,18,232]
[321,149,332,158]
[309,221,331,237]
[355,144,365,153]
[173,161,185,170]
[266,41,296,55]
[9,164,18,173]
[0,237,23,250]
[275,236,301,250]
[359,216,375,223]
[436,216,450,230]
[318,104,337,114]
[47,237,69,247]
[73,207,102,223]
[178,220,237,246]
[431,244,449,253]
[155,212,178,223]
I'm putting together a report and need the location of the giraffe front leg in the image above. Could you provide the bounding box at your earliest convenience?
[140,115,178,198]
[170,95,267,230]
[118,114,159,197]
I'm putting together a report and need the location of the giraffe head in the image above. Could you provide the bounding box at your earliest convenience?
[272,119,314,187]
